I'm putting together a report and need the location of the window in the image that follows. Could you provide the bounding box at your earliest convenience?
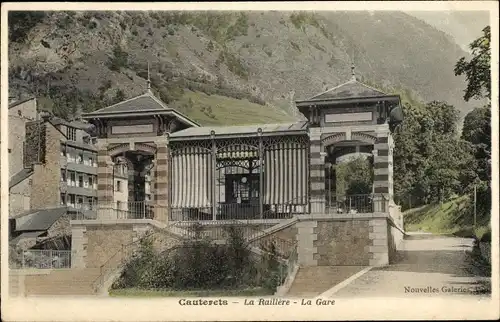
[68,194,76,206]
[88,157,94,167]
[60,193,66,205]
[117,201,122,210]
[87,197,94,210]
[60,146,66,157]
[78,153,84,164]
[69,172,76,186]
[67,152,75,163]
[77,196,84,209]
[78,175,84,188]
[66,127,76,141]
[88,176,93,187]
[116,180,122,192]
[61,170,66,182]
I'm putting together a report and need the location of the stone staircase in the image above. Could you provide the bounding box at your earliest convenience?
[287,266,366,297]
[10,268,102,296]
[10,218,300,297]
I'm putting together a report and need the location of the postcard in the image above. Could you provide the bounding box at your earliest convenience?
[1,1,498,321]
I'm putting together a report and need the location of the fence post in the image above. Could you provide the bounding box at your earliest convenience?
[50,250,53,269]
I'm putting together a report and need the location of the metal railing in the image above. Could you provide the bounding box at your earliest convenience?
[70,201,154,220]
[92,235,147,293]
[91,216,298,293]
[13,250,72,269]
[325,194,388,214]
[170,198,308,222]
[171,219,297,259]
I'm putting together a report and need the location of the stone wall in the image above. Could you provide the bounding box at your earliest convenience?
[295,214,405,267]
[315,220,371,266]
[30,123,64,210]
[193,223,275,240]
[84,224,135,268]
[9,178,32,217]
[387,219,405,264]
[72,221,183,269]
[8,98,37,177]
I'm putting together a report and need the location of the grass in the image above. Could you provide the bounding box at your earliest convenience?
[175,90,295,126]
[403,195,491,239]
[109,287,272,297]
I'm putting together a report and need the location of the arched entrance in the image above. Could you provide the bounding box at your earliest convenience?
[321,132,378,214]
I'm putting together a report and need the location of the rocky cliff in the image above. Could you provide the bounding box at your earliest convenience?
[8,10,478,125]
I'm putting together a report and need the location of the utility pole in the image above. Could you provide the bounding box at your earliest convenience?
[473,184,477,229]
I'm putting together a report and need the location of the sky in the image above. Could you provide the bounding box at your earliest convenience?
[406,11,491,52]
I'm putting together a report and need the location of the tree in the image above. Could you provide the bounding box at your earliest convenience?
[461,105,491,183]
[454,26,491,102]
[8,11,47,43]
[335,156,373,195]
[392,100,470,207]
[108,45,129,72]
[456,25,491,199]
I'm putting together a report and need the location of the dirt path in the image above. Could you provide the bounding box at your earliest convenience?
[331,233,491,298]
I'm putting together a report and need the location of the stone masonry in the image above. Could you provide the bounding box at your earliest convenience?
[96,141,114,219]
[368,218,390,266]
[154,137,169,222]
[296,221,318,266]
[309,127,325,214]
[30,123,65,210]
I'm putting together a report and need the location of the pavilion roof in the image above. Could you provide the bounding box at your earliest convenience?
[302,78,388,102]
[82,91,199,127]
[170,121,308,140]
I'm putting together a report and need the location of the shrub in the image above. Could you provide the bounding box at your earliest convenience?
[112,224,288,291]
[107,45,129,71]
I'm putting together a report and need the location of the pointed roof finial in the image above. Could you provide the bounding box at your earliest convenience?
[351,62,357,81]
[147,62,152,93]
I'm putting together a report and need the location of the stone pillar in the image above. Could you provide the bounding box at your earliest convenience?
[296,220,318,266]
[154,137,169,222]
[96,141,115,219]
[309,128,325,214]
[372,125,392,213]
[368,218,389,266]
[71,225,87,268]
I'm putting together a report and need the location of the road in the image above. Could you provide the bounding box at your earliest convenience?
[331,233,491,298]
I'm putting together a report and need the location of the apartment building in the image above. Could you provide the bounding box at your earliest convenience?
[58,123,99,217]
[8,97,153,250]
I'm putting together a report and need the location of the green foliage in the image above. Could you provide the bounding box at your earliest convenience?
[108,45,129,72]
[403,194,490,239]
[8,11,47,43]
[289,12,332,39]
[462,105,491,183]
[392,99,473,208]
[152,11,248,45]
[334,156,373,196]
[113,225,286,292]
[454,26,491,102]
[215,49,249,79]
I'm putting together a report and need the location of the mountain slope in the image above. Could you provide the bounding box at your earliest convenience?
[406,11,490,52]
[8,11,477,125]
